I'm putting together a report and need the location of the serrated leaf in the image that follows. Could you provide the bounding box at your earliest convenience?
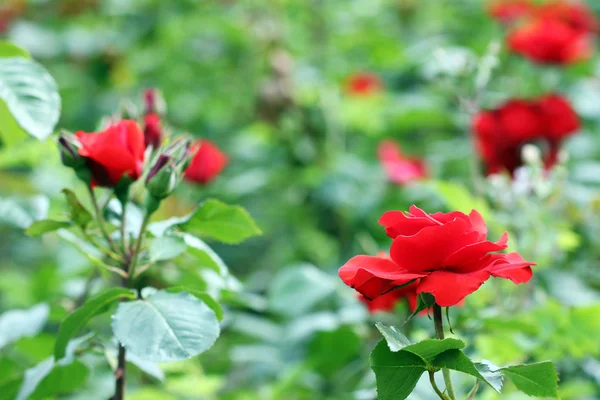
[25,219,72,237]
[375,322,411,352]
[54,288,136,360]
[149,235,187,262]
[112,289,220,362]
[0,57,60,141]
[433,349,503,393]
[502,362,558,398]
[402,338,465,364]
[370,340,427,400]
[182,233,228,275]
[167,286,224,321]
[0,303,49,349]
[124,352,165,382]
[62,189,93,229]
[180,199,262,244]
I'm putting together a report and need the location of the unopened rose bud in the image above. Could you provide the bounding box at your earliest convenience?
[146,154,178,200]
[143,88,166,115]
[58,133,91,183]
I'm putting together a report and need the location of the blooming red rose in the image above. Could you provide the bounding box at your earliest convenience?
[143,113,162,149]
[472,94,579,174]
[378,140,427,185]
[536,1,598,33]
[339,206,535,307]
[184,140,228,184]
[508,18,593,64]
[345,72,382,96]
[488,0,534,24]
[75,120,145,187]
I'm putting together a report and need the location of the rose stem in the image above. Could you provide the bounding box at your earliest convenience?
[87,186,122,256]
[433,304,457,400]
[429,370,451,400]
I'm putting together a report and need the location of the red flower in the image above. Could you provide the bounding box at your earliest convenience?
[536,1,598,33]
[378,140,427,185]
[508,18,593,64]
[184,140,228,184]
[75,120,145,187]
[143,113,162,149]
[339,206,535,307]
[345,72,382,96]
[358,284,418,314]
[472,94,579,174]
[488,0,535,24]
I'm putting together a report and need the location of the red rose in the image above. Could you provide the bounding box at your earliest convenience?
[378,140,427,185]
[143,113,162,149]
[536,1,598,33]
[339,206,535,307]
[488,0,534,24]
[345,72,382,96]
[358,284,418,314]
[75,120,145,187]
[184,140,228,184]
[472,94,579,174]
[508,18,593,64]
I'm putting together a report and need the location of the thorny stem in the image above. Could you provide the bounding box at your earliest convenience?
[87,186,121,256]
[433,304,457,400]
[429,370,451,400]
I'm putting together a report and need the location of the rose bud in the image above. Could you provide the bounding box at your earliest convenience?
[58,133,92,183]
[146,154,177,200]
[183,140,228,185]
[75,120,145,188]
[143,113,162,149]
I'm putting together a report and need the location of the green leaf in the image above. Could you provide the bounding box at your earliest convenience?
[180,199,262,244]
[25,219,72,237]
[502,362,559,398]
[408,293,435,320]
[15,357,54,400]
[167,286,224,321]
[127,352,165,382]
[0,57,61,141]
[370,340,427,400]
[30,360,89,399]
[112,289,220,362]
[54,288,136,360]
[0,303,49,349]
[0,195,48,229]
[375,322,411,352]
[149,235,187,262]
[182,234,228,275]
[267,264,336,317]
[62,189,93,229]
[0,42,30,59]
[433,349,503,393]
[0,99,27,146]
[402,338,465,364]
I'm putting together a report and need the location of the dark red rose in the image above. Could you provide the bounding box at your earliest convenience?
[75,120,145,187]
[508,18,593,64]
[345,72,382,96]
[472,94,579,174]
[184,140,228,184]
[339,206,535,307]
[536,1,598,33]
[143,113,162,149]
[378,140,427,185]
[488,0,534,24]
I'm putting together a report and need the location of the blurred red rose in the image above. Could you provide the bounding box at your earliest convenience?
[184,140,228,184]
[488,0,534,23]
[345,72,382,96]
[0,1,25,34]
[472,94,579,174]
[75,120,145,187]
[143,113,162,149]
[378,140,427,185]
[535,1,598,33]
[508,18,593,64]
[339,206,535,307]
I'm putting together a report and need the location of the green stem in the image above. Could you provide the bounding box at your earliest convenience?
[466,380,480,400]
[429,370,451,400]
[120,201,128,253]
[433,304,457,400]
[127,213,151,286]
[87,186,122,256]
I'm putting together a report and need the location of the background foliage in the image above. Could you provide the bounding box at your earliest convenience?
[1,0,600,399]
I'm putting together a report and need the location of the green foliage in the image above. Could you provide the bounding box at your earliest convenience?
[433,349,503,393]
[502,362,559,398]
[25,220,72,237]
[111,289,220,362]
[62,189,93,229]
[149,235,187,262]
[54,288,136,360]
[0,57,60,142]
[0,304,49,349]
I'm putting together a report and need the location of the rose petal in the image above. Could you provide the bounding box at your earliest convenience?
[379,211,437,238]
[443,232,509,271]
[487,252,535,284]
[417,269,491,307]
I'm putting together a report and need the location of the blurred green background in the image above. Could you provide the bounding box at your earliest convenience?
[2,0,600,399]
